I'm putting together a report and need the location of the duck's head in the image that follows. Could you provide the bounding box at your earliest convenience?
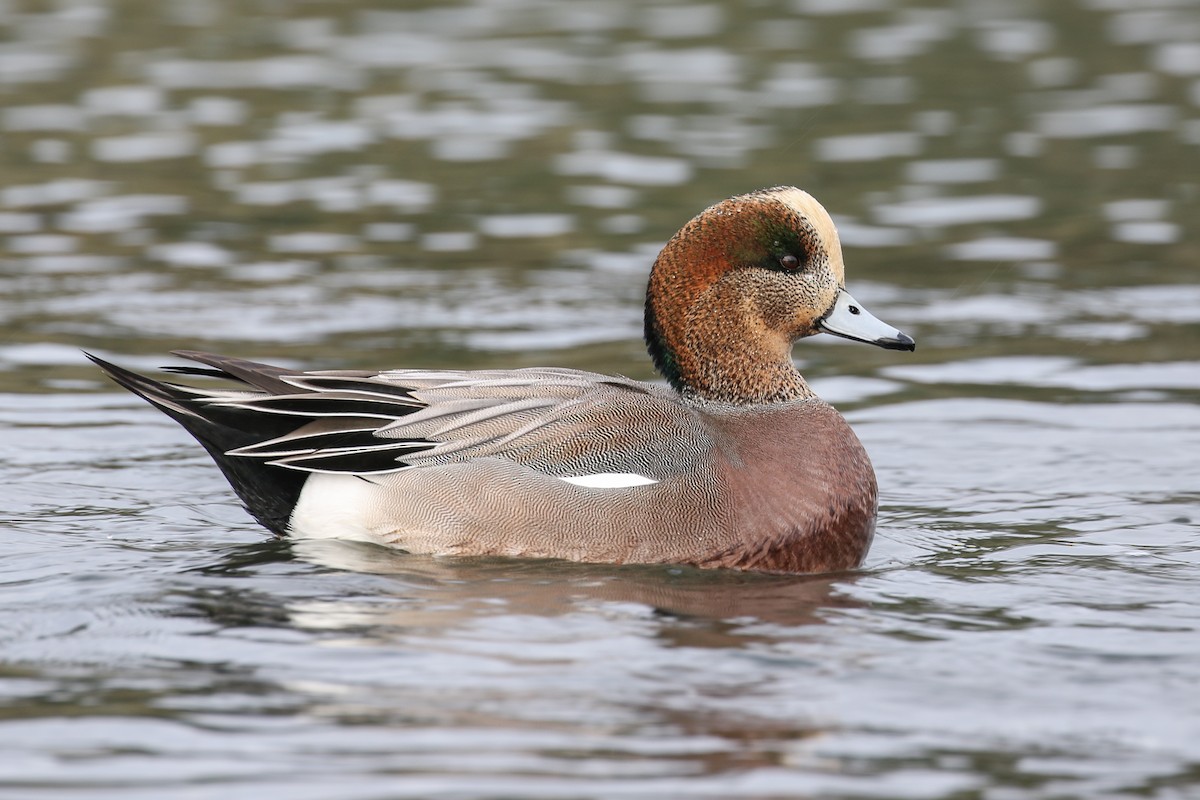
[645,186,914,404]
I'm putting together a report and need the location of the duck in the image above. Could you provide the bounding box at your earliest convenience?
[90,186,914,574]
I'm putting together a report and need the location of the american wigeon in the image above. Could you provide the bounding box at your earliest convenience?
[91,186,914,574]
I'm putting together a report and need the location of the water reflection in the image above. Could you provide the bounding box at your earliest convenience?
[283,540,856,640]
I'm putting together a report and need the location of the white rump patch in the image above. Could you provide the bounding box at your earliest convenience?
[558,472,659,489]
[289,472,382,542]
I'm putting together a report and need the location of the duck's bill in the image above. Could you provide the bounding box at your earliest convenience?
[817,289,915,351]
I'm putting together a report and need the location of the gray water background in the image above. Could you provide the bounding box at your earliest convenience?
[2,0,1200,797]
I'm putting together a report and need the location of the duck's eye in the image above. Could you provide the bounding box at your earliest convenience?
[779,254,801,270]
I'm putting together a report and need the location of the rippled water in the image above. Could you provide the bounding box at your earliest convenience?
[2,0,1199,797]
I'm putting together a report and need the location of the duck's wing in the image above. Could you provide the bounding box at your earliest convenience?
[91,350,709,505]
[218,361,708,481]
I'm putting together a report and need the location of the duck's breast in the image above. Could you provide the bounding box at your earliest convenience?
[698,400,878,573]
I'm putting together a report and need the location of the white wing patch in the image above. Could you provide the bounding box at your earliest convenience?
[558,472,659,489]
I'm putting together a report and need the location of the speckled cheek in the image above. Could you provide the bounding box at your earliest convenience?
[787,277,835,337]
[732,272,800,334]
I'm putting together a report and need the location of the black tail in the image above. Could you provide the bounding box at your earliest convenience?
[87,352,308,536]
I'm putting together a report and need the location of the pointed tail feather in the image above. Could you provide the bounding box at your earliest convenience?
[87,352,307,536]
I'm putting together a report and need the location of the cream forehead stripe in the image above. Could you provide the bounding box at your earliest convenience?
[769,187,840,248]
[768,186,844,279]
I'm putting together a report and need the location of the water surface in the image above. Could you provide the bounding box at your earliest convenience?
[2,0,1199,797]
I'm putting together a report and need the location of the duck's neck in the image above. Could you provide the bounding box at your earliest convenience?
[644,284,814,405]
